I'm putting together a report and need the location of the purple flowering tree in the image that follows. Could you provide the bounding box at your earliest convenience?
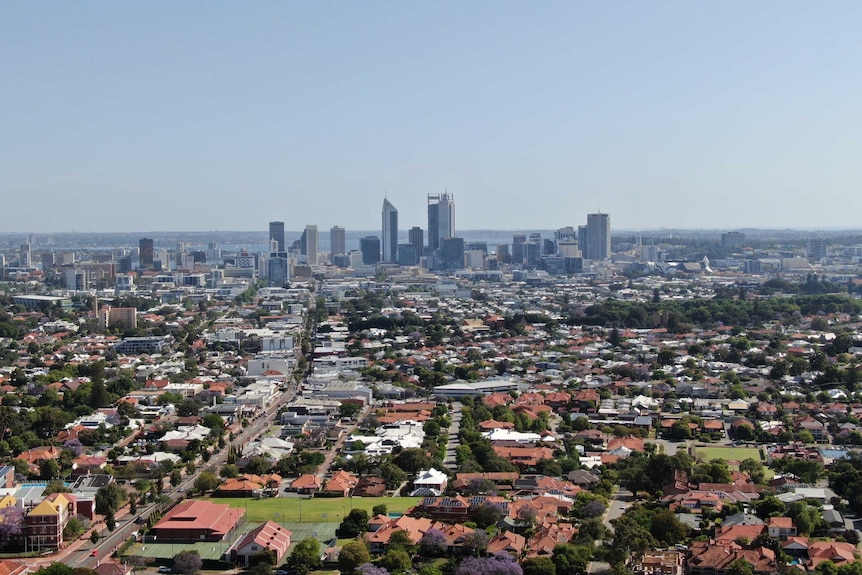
[419,528,448,557]
[357,564,390,575]
[0,506,24,546]
[455,555,523,575]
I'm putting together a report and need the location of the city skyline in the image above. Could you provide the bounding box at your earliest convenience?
[4,3,862,232]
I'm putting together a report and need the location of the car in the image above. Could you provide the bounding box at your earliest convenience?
[134,516,146,524]
[90,550,99,557]
[158,567,172,574]
[274,570,290,575]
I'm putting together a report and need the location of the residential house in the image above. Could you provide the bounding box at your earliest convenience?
[227,521,291,567]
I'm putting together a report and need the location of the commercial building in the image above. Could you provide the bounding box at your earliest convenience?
[585,212,611,260]
[304,225,319,266]
[427,192,455,252]
[382,198,398,263]
[139,238,154,269]
[330,226,346,258]
[269,221,285,252]
[99,306,137,331]
[268,252,290,287]
[360,236,381,265]
[409,226,424,260]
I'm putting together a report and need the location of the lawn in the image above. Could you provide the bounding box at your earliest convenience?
[695,446,764,463]
[204,496,421,524]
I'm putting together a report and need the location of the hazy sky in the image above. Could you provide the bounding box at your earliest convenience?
[3,2,861,233]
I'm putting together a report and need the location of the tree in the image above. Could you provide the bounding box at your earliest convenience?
[91,529,99,544]
[0,506,24,545]
[419,528,447,557]
[461,529,490,557]
[338,509,371,538]
[194,471,219,494]
[725,559,754,575]
[339,402,362,419]
[220,464,240,478]
[387,529,416,554]
[173,550,203,575]
[379,549,413,574]
[523,557,557,575]
[454,555,523,575]
[553,544,593,575]
[286,538,321,575]
[372,504,388,517]
[63,516,85,540]
[649,509,688,545]
[170,469,182,488]
[95,483,127,515]
[106,510,116,531]
[39,459,59,480]
[358,565,390,575]
[739,458,765,484]
[338,540,372,574]
[245,456,272,476]
[472,502,506,528]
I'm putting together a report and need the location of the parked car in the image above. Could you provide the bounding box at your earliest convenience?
[158,567,172,574]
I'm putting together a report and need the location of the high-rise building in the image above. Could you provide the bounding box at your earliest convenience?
[511,233,527,265]
[139,238,154,269]
[427,192,455,252]
[305,225,319,266]
[269,221,285,252]
[360,236,381,265]
[330,226,346,258]
[585,213,611,260]
[408,227,424,260]
[577,226,588,259]
[439,237,465,270]
[721,231,746,250]
[397,244,418,266]
[382,199,398,263]
[268,251,290,286]
[808,238,827,260]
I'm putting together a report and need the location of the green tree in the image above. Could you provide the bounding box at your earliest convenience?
[372,504,388,517]
[194,471,220,494]
[725,559,754,575]
[379,549,413,574]
[649,509,688,545]
[173,550,203,575]
[95,484,127,515]
[219,464,240,478]
[286,538,321,575]
[523,557,557,575]
[338,540,371,574]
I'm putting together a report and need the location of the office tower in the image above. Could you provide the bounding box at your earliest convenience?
[19,244,32,268]
[427,192,455,252]
[40,251,55,271]
[397,244,418,266]
[808,238,827,260]
[139,238,154,268]
[305,225,319,265]
[269,221,285,252]
[721,231,746,250]
[511,233,527,265]
[578,226,588,259]
[439,237,465,270]
[585,213,611,260]
[330,226,346,258]
[382,199,398,263]
[496,244,511,264]
[408,227,424,259]
[360,236,381,265]
[268,251,290,286]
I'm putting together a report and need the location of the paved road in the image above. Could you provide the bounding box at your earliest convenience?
[442,402,462,470]
[603,488,632,533]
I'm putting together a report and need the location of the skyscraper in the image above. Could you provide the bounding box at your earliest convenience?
[360,236,381,265]
[408,227,424,260]
[269,221,285,252]
[330,226,346,258]
[382,198,398,263]
[305,225,319,266]
[585,213,611,260]
[427,192,455,252]
[139,238,154,269]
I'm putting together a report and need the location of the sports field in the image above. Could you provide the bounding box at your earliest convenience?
[205,496,421,523]
[695,446,764,463]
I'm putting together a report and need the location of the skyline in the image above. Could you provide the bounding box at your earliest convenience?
[4,2,862,232]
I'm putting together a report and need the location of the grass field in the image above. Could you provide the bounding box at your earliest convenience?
[204,496,421,524]
[695,446,764,463]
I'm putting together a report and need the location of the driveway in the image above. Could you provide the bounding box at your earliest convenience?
[603,488,632,532]
[442,402,462,470]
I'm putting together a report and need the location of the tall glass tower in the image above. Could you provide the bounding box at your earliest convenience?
[427,192,455,252]
[382,199,398,263]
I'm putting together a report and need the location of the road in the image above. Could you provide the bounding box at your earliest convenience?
[442,402,462,470]
[603,488,632,533]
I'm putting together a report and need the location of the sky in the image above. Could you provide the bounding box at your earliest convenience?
[2,2,862,233]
